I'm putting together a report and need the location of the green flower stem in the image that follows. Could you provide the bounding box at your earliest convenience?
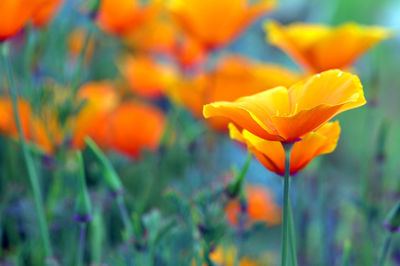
[281,142,294,266]
[72,25,93,95]
[288,200,298,266]
[378,233,392,266]
[116,195,134,239]
[77,223,87,266]
[1,42,53,259]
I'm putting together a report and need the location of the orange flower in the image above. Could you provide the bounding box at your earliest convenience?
[225,184,281,226]
[119,55,177,99]
[175,37,206,69]
[0,0,38,41]
[230,121,340,175]
[167,0,276,50]
[97,0,161,36]
[67,28,95,62]
[72,81,119,149]
[123,17,177,54]
[265,21,392,72]
[0,98,58,154]
[32,0,64,27]
[73,82,165,157]
[168,55,301,130]
[203,69,365,142]
[123,16,206,68]
[208,246,260,266]
[106,102,165,158]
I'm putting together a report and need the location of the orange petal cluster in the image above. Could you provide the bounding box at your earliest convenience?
[168,0,276,50]
[168,55,301,130]
[119,55,177,99]
[230,122,340,175]
[32,0,64,27]
[97,0,161,36]
[265,21,392,72]
[0,0,64,41]
[73,82,166,158]
[0,98,61,154]
[225,185,281,226]
[204,69,365,142]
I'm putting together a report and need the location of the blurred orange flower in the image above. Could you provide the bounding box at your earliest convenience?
[32,0,64,27]
[73,82,165,158]
[0,98,59,154]
[204,69,365,142]
[208,245,262,266]
[97,0,161,36]
[225,185,281,226]
[67,28,95,62]
[123,16,206,68]
[168,55,301,130]
[168,0,276,50]
[0,0,37,41]
[72,81,119,149]
[230,121,340,175]
[119,55,177,99]
[123,17,177,54]
[265,21,392,73]
[106,102,165,158]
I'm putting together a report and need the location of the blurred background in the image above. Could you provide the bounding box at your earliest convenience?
[1,0,400,265]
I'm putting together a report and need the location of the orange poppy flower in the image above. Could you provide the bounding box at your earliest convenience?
[208,246,260,266]
[174,37,206,69]
[106,102,165,158]
[168,55,301,130]
[123,17,177,54]
[167,0,276,50]
[67,28,95,63]
[0,98,58,154]
[72,81,119,149]
[0,0,38,41]
[230,121,340,175]
[32,0,64,27]
[265,21,392,73]
[225,184,281,226]
[203,69,365,142]
[97,0,161,36]
[119,55,177,99]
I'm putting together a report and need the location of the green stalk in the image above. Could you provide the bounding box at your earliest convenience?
[281,142,294,266]
[378,233,392,266]
[77,223,87,266]
[1,42,52,259]
[288,200,298,266]
[72,25,93,96]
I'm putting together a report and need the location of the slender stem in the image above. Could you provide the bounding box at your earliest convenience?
[72,25,93,96]
[288,200,298,266]
[378,233,392,266]
[281,143,294,266]
[117,195,134,239]
[77,223,87,266]
[1,43,52,259]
